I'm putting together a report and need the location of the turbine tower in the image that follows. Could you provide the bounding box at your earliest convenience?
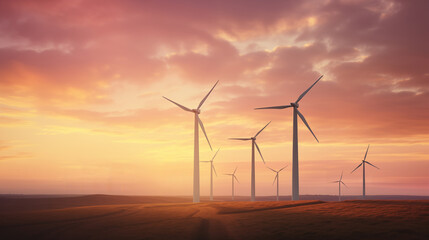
[255,75,323,200]
[163,81,218,203]
[351,144,379,199]
[201,148,219,201]
[229,121,270,201]
[225,167,239,200]
[331,171,347,201]
[267,165,288,201]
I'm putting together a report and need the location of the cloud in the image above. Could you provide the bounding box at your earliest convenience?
[0,0,428,195]
[0,141,32,161]
[1,0,426,139]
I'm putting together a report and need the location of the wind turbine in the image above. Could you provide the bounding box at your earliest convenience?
[225,167,239,200]
[351,144,379,199]
[163,81,218,203]
[255,75,323,200]
[229,121,270,201]
[201,148,219,201]
[331,171,347,201]
[267,165,288,201]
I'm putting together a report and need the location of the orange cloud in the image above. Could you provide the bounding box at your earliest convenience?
[0,0,428,196]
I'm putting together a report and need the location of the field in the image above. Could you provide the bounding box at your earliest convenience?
[0,195,428,239]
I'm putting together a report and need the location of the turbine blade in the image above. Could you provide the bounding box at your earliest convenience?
[296,75,323,103]
[341,181,348,188]
[255,105,292,110]
[340,171,343,181]
[351,162,363,173]
[331,181,340,183]
[229,138,252,141]
[363,144,370,161]
[212,165,218,176]
[233,166,237,174]
[234,175,239,183]
[211,148,220,162]
[198,80,219,110]
[279,165,288,172]
[365,161,380,169]
[254,121,271,138]
[198,116,212,151]
[163,96,192,112]
[254,142,265,164]
[296,109,319,143]
[272,175,278,185]
[267,166,276,173]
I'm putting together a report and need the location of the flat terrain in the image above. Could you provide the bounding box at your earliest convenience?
[0,195,428,239]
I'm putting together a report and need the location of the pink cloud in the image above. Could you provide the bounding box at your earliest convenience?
[0,0,427,156]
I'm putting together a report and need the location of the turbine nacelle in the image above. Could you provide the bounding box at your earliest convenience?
[351,145,379,173]
[192,109,201,114]
[290,102,299,108]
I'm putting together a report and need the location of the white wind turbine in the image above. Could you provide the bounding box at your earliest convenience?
[267,165,288,201]
[201,148,219,201]
[229,121,270,201]
[255,75,323,200]
[331,171,347,201]
[163,81,218,203]
[225,167,239,200]
[351,144,379,199]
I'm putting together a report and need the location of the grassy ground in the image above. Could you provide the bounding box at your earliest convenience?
[0,196,428,239]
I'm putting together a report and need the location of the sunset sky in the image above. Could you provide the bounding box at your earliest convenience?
[0,0,428,197]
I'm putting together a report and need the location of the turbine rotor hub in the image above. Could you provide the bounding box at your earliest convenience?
[291,102,299,108]
[192,109,201,114]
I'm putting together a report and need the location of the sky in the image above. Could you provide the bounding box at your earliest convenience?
[0,0,428,197]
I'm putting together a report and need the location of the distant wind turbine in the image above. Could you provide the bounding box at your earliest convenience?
[267,165,288,201]
[225,167,239,200]
[255,75,323,200]
[201,148,219,201]
[331,171,347,201]
[351,144,379,199]
[163,81,219,203]
[229,121,271,201]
